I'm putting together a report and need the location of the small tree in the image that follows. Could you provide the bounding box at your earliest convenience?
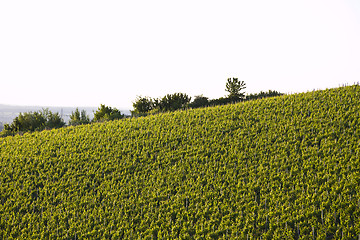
[189,95,209,109]
[157,93,191,112]
[132,96,154,116]
[69,108,90,126]
[42,108,66,129]
[0,109,65,136]
[93,104,124,122]
[13,111,46,132]
[225,78,246,101]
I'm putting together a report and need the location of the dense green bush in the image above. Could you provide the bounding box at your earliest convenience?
[69,108,90,126]
[1,108,65,136]
[132,93,191,116]
[132,96,155,116]
[93,104,124,122]
[246,90,284,100]
[156,93,191,112]
[188,95,210,109]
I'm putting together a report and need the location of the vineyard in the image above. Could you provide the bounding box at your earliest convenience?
[1,85,360,239]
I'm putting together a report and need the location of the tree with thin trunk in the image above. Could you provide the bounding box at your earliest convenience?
[225,78,246,101]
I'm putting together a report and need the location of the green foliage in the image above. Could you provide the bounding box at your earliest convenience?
[132,96,155,116]
[225,77,246,100]
[132,80,283,114]
[188,95,209,109]
[10,111,45,132]
[246,90,284,100]
[0,108,64,136]
[1,85,360,239]
[209,97,233,106]
[69,108,90,126]
[131,93,191,115]
[93,104,124,122]
[156,93,191,112]
[42,109,66,130]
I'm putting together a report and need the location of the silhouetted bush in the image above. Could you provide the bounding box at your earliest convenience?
[1,108,65,137]
[156,93,191,112]
[93,104,124,122]
[69,108,90,126]
[246,90,284,100]
[188,95,209,109]
[132,96,155,116]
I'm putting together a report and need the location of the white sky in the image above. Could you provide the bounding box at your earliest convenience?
[1,0,360,109]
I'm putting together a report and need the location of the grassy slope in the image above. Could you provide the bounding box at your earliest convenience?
[1,85,360,239]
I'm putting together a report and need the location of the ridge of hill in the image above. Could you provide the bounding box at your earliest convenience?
[1,85,360,239]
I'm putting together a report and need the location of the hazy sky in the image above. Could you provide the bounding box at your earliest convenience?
[1,0,360,109]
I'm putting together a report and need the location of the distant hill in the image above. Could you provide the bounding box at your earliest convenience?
[1,85,359,239]
[0,104,130,124]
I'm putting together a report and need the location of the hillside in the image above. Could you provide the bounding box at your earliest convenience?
[1,85,360,239]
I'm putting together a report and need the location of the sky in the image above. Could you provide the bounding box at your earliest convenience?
[1,0,360,109]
